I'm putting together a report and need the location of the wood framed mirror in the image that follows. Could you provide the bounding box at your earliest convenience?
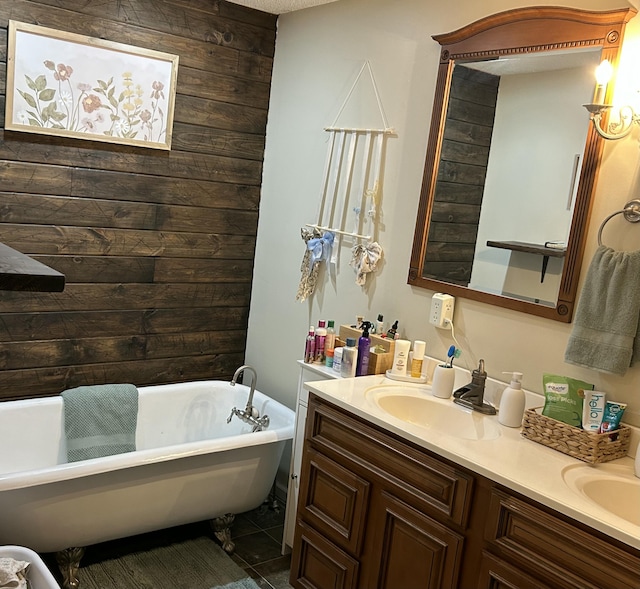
[408,7,636,322]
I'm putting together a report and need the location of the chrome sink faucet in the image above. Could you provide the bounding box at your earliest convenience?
[227,365,270,431]
[453,359,496,415]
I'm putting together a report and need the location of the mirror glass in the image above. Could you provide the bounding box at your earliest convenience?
[409,7,635,322]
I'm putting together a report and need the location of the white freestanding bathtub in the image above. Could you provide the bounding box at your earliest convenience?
[0,380,294,588]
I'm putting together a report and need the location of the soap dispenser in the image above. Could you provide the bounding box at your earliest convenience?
[498,372,525,427]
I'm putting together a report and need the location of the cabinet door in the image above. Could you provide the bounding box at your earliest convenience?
[298,448,370,555]
[363,490,464,589]
[290,521,359,589]
[284,400,308,548]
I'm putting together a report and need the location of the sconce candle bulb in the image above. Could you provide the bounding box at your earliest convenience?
[584,59,639,140]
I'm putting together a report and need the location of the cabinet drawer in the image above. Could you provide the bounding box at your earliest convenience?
[307,394,474,528]
[477,551,556,589]
[298,448,370,555]
[290,521,360,589]
[485,488,640,589]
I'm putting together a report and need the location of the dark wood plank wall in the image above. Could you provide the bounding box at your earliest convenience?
[0,0,277,401]
[423,65,498,285]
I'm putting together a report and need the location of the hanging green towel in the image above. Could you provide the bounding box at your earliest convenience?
[565,245,640,375]
[62,384,139,462]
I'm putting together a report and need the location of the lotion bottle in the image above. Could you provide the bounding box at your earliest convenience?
[341,338,358,378]
[356,321,372,376]
[498,372,525,427]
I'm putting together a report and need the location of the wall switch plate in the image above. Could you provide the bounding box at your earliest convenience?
[430,293,455,328]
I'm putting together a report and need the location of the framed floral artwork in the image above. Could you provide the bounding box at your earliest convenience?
[5,21,179,150]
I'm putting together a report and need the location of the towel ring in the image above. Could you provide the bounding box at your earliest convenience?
[597,199,640,246]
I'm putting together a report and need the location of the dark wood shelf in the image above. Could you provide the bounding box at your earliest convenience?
[0,243,65,292]
[486,240,566,283]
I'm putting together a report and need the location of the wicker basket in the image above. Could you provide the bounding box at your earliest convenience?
[521,407,631,463]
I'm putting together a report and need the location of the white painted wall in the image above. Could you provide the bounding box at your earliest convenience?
[470,66,594,299]
[246,0,640,446]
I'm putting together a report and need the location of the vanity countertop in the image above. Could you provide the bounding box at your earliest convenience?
[304,374,640,550]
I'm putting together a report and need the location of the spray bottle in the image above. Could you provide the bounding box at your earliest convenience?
[356,321,372,376]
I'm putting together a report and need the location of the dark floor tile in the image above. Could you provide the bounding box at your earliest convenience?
[264,524,284,545]
[244,505,286,530]
[254,554,294,589]
[232,530,283,566]
[232,512,262,538]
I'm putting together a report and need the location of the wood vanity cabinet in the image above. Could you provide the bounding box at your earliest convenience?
[290,394,640,589]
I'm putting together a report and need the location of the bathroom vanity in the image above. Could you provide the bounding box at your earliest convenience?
[289,376,640,589]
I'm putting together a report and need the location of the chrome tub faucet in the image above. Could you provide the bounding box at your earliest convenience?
[227,365,270,431]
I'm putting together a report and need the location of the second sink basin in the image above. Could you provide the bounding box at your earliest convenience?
[562,463,640,526]
[366,385,500,441]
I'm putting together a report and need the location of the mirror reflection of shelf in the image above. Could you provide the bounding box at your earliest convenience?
[486,240,566,283]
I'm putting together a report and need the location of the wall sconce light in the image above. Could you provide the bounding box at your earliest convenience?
[583,59,639,140]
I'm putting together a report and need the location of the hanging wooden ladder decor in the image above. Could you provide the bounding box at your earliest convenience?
[297,61,395,301]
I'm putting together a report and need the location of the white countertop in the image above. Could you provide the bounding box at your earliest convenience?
[304,373,640,550]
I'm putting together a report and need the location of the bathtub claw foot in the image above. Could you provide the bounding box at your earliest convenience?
[56,546,85,589]
[211,513,236,554]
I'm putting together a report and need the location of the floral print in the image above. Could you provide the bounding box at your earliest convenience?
[16,59,169,143]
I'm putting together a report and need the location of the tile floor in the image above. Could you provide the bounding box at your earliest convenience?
[229,504,294,589]
[40,503,293,589]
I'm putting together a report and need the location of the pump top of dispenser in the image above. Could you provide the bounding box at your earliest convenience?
[502,372,523,388]
[361,321,372,337]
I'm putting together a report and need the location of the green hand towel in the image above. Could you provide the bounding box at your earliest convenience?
[62,384,138,462]
[565,245,640,376]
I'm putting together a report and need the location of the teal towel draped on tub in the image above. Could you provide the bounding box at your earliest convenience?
[61,384,139,462]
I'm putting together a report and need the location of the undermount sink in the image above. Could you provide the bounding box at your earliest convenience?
[562,463,640,526]
[365,385,500,441]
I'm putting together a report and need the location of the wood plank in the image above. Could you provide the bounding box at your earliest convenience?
[0,193,259,234]
[430,202,481,224]
[0,161,260,209]
[0,330,246,370]
[433,182,485,205]
[0,133,264,185]
[0,308,249,342]
[0,282,252,312]
[437,160,487,186]
[0,0,276,57]
[423,242,476,262]
[0,225,257,258]
[170,122,265,160]
[0,242,65,291]
[440,138,490,167]
[0,353,246,401]
[32,255,254,284]
[427,223,479,243]
[174,95,268,134]
[32,256,156,283]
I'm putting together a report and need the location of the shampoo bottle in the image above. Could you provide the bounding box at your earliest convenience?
[498,372,525,427]
[314,320,327,364]
[304,326,315,363]
[410,340,426,378]
[356,321,372,376]
[341,338,358,378]
[326,320,336,356]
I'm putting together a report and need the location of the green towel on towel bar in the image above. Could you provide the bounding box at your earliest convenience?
[564,245,640,376]
[62,384,139,462]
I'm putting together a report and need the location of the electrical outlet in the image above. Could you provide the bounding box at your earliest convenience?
[430,293,455,328]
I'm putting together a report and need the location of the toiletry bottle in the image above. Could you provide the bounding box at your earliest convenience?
[333,347,343,374]
[341,338,358,378]
[376,314,385,335]
[386,320,398,339]
[411,340,426,378]
[390,339,411,376]
[325,348,334,369]
[326,320,336,356]
[304,326,315,363]
[498,372,525,427]
[356,321,372,376]
[314,320,327,364]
